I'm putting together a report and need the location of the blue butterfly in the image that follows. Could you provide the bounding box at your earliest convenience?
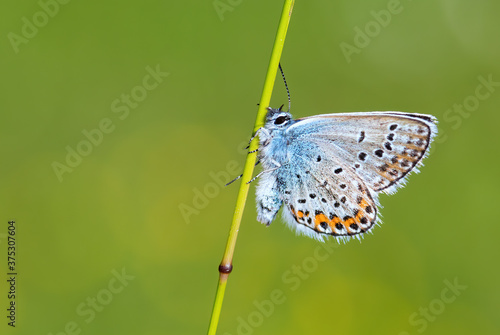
[254,106,437,242]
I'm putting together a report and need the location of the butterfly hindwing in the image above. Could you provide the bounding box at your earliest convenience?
[257,127,379,241]
[280,149,379,242]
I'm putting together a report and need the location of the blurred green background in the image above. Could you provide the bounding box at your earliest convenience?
[1,0,499,334]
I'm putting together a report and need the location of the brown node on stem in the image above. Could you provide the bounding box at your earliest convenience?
[218,264,233,274]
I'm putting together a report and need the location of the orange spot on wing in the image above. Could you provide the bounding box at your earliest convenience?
[344,217,356,227]
[289,206,298,222]
[330,216,341,225]
[387,158,407,172]
[355,208,365,222]
[314,213,329,229]
[404,144,425,151]
[326,215,342,233]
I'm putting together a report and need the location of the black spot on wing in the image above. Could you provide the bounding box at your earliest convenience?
[358,131,365,143]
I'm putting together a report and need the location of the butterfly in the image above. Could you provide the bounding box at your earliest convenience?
[254,107,437,242]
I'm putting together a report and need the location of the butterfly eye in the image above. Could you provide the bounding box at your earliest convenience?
[274,115,288,125]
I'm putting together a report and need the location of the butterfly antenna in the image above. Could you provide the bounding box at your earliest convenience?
[278,63,291,112]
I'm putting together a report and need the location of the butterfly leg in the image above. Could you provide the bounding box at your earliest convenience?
[246,128,271,150]
[246,159,281,184]
[225,160,261,186]
[246,128,262,147]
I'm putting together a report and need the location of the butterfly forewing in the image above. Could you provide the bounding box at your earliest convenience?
[290,112,438,194]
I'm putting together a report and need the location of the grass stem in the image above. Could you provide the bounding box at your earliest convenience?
[207,1,295,334]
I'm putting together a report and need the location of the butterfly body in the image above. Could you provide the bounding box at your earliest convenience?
[255,108,437,242]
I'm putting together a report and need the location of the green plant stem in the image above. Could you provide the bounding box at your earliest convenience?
[207,1,295,334]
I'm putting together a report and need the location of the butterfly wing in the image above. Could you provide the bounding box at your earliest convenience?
[256,111,437,241]
[287,112,438,194]
[274,144,379,242]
